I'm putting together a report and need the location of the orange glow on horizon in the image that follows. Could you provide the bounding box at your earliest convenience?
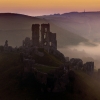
[0,0,100,16]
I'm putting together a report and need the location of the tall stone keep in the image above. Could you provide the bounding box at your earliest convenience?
[41,23,50,50]
[32,24,40,47]
[31,23,57,51]
[49,32,57,49]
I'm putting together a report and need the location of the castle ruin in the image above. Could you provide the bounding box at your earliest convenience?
[22,23,66,62]
[32,23,57,51]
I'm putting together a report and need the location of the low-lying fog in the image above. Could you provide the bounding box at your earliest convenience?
[58,42,100,69]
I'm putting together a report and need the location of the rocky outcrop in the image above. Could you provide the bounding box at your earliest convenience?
[53,73,69,92]
[30,66,70,93]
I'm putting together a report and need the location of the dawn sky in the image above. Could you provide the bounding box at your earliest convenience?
[0,0,100,16]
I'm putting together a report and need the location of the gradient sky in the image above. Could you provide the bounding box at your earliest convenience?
[0,0,100,16]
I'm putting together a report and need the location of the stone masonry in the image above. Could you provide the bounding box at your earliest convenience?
[32,23,57,51]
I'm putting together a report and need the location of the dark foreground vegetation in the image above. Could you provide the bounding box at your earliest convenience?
[0,52,100,100]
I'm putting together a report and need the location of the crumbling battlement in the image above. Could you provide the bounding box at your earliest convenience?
[32,24,40,47]
[83,62,94,73]
[32,23,57,51]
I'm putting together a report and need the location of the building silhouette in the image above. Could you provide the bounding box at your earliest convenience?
[32,23,57,51]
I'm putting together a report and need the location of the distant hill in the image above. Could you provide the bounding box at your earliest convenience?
[39,11,100,43]
[0,13,93,47]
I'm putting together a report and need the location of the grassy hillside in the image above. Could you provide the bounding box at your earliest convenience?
[0,13,45,47]
[39,12,100,43]
[0,51,62,99]
[33,49,62,66]
[1,52,100,99]
[0,13,92,48]
[74,70,100,100]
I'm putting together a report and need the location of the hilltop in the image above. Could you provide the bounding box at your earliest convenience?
[0,51,100,100]
[39,11,100,43]
[0,13,93,47]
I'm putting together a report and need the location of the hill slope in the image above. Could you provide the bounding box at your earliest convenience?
[39,12,100,43]
[0,52,100,100]
[0,13,93,47]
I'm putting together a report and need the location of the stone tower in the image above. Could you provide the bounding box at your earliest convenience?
[41,23,50,50]
[49,32,57,49]
[31,23,57,51]
[32,24,40,47]
[4,40,8,47]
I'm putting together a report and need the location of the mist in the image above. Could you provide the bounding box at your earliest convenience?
[58,42,100,69]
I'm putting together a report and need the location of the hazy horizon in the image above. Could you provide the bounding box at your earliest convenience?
[0,0,100,16]
[0,9,100,69]
[0,11,100,17]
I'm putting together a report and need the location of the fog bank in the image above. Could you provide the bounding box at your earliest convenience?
[58,42,100,69]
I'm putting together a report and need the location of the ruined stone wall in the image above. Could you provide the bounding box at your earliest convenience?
[23,37,31,47]
[41,23,50,51]
[83,62,94,73]
[49,32,57,49]
[32,24,40,47]
[31,23,57,51]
